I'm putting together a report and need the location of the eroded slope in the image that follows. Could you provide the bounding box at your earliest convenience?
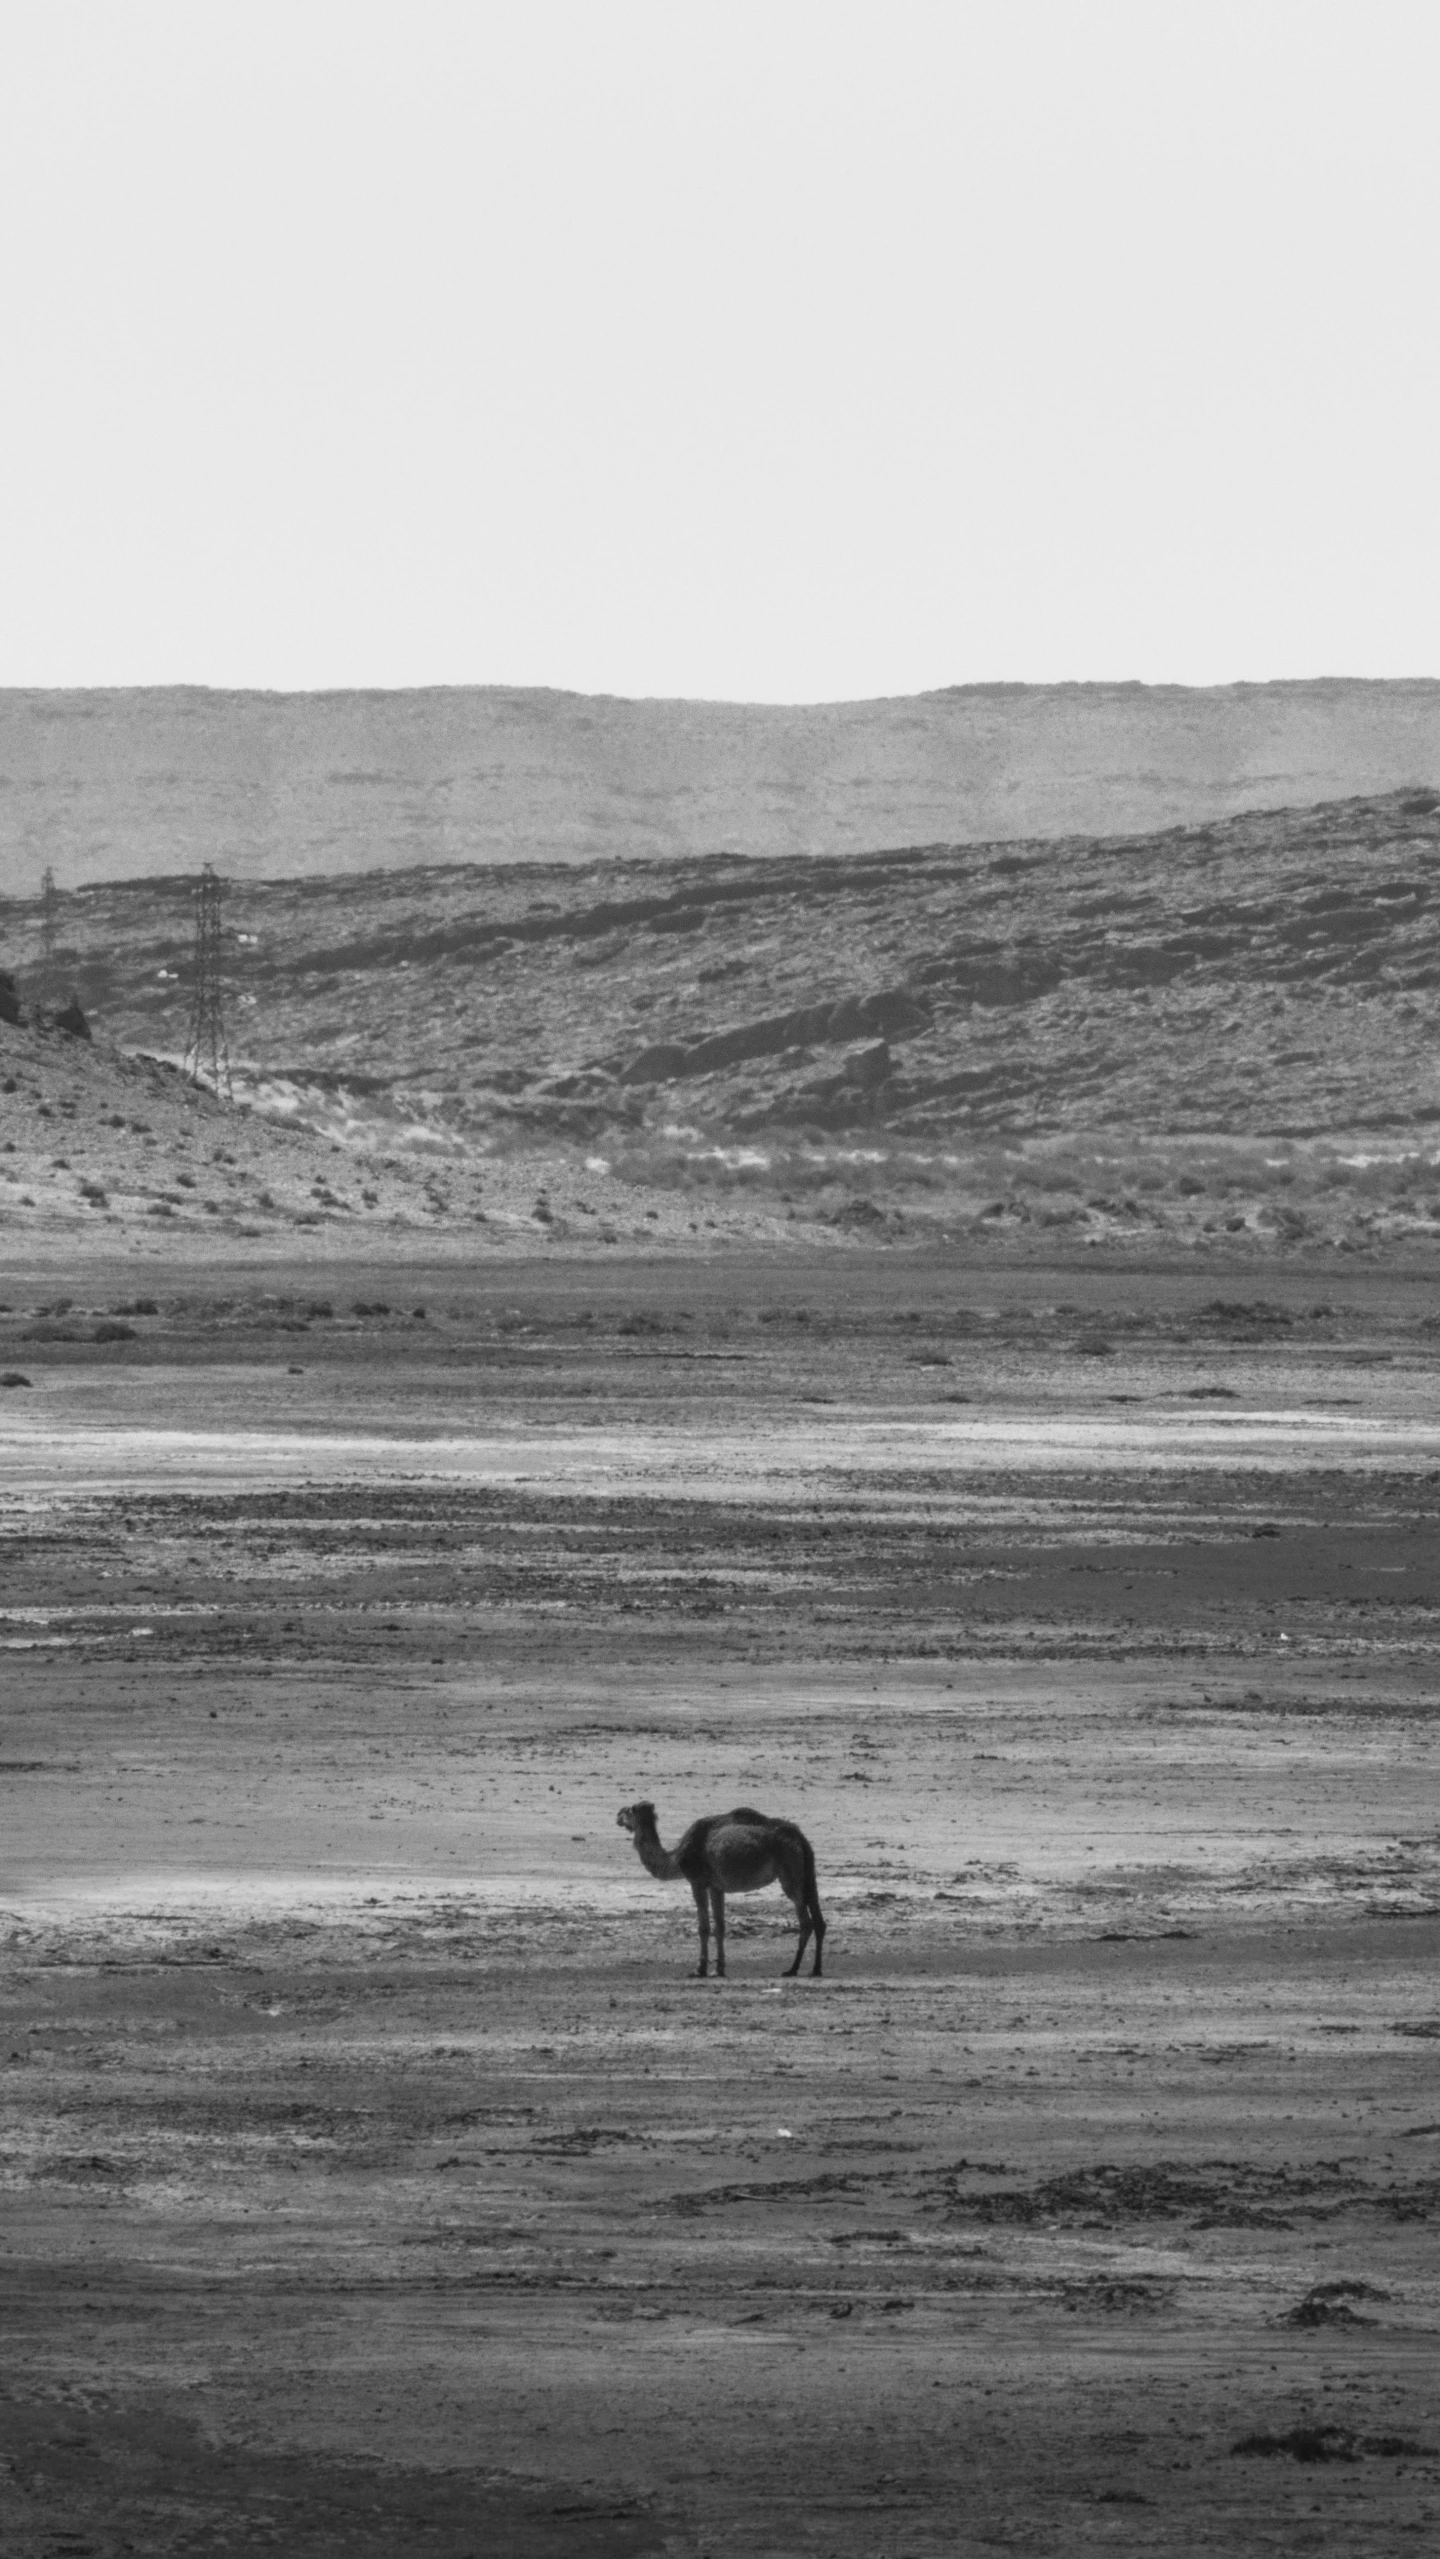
[5,788,1440,1253]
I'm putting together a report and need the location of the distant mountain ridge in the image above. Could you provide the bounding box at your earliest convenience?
[3,677,1439,892]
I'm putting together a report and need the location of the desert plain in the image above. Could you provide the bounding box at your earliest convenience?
[3,757,1440,2553]
[2,1246,1439,2559]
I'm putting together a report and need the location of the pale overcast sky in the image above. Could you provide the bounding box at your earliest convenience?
[1,1,1436,698]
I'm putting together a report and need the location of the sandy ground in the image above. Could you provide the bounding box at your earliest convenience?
[3,1250,1439,2556]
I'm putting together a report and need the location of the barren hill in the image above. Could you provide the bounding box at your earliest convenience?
[3,678,1439,892]
[4,787,1440,1261]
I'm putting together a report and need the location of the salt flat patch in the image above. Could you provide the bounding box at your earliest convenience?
[0,1870,671,1924]
[0,1871,683,1963]
[5,1405,1440,1502]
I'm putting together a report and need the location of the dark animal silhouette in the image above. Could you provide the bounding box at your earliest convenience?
[617,1800,826,1978]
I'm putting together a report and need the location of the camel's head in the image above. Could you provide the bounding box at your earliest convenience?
[616,1800,656,1837]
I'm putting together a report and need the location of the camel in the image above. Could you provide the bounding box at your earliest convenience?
[617,1801,826,1979]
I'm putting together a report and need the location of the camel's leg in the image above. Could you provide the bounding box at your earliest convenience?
[711,1888,726,1979]
[808,1886,826,1979]
[690,1878,710,1977]
[783,1882,812,1979]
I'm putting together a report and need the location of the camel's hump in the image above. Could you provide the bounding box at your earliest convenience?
[675,1808,809,1860]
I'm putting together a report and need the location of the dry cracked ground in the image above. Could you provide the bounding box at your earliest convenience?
[2,1254,1439,2557]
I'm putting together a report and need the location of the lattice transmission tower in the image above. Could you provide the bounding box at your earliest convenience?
[39,865,59,994]
[183,863,232,1098]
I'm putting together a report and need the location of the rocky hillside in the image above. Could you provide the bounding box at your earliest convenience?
[0,1010,749,1255]
[4,679,1439,891]
[4,787,1440,1258]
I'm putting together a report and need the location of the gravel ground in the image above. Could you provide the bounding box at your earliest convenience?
[2,1251,1438,2556]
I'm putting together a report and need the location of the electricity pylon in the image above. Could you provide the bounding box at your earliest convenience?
[39,865,59,995]
[183,863,232,1098]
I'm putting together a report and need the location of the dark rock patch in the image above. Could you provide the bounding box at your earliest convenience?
[1233,2425,1359,2464]
[622,990,928,1084]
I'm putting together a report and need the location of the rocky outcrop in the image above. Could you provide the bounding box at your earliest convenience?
[623,988,929,1083]
[915,943,1065,1004]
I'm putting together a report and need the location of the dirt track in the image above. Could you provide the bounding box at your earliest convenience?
[3,1253,1439,2555]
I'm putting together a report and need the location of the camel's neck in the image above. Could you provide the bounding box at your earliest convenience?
[633,1824,682,1882]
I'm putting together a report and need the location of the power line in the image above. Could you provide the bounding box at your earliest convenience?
[183,863,232,1098]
